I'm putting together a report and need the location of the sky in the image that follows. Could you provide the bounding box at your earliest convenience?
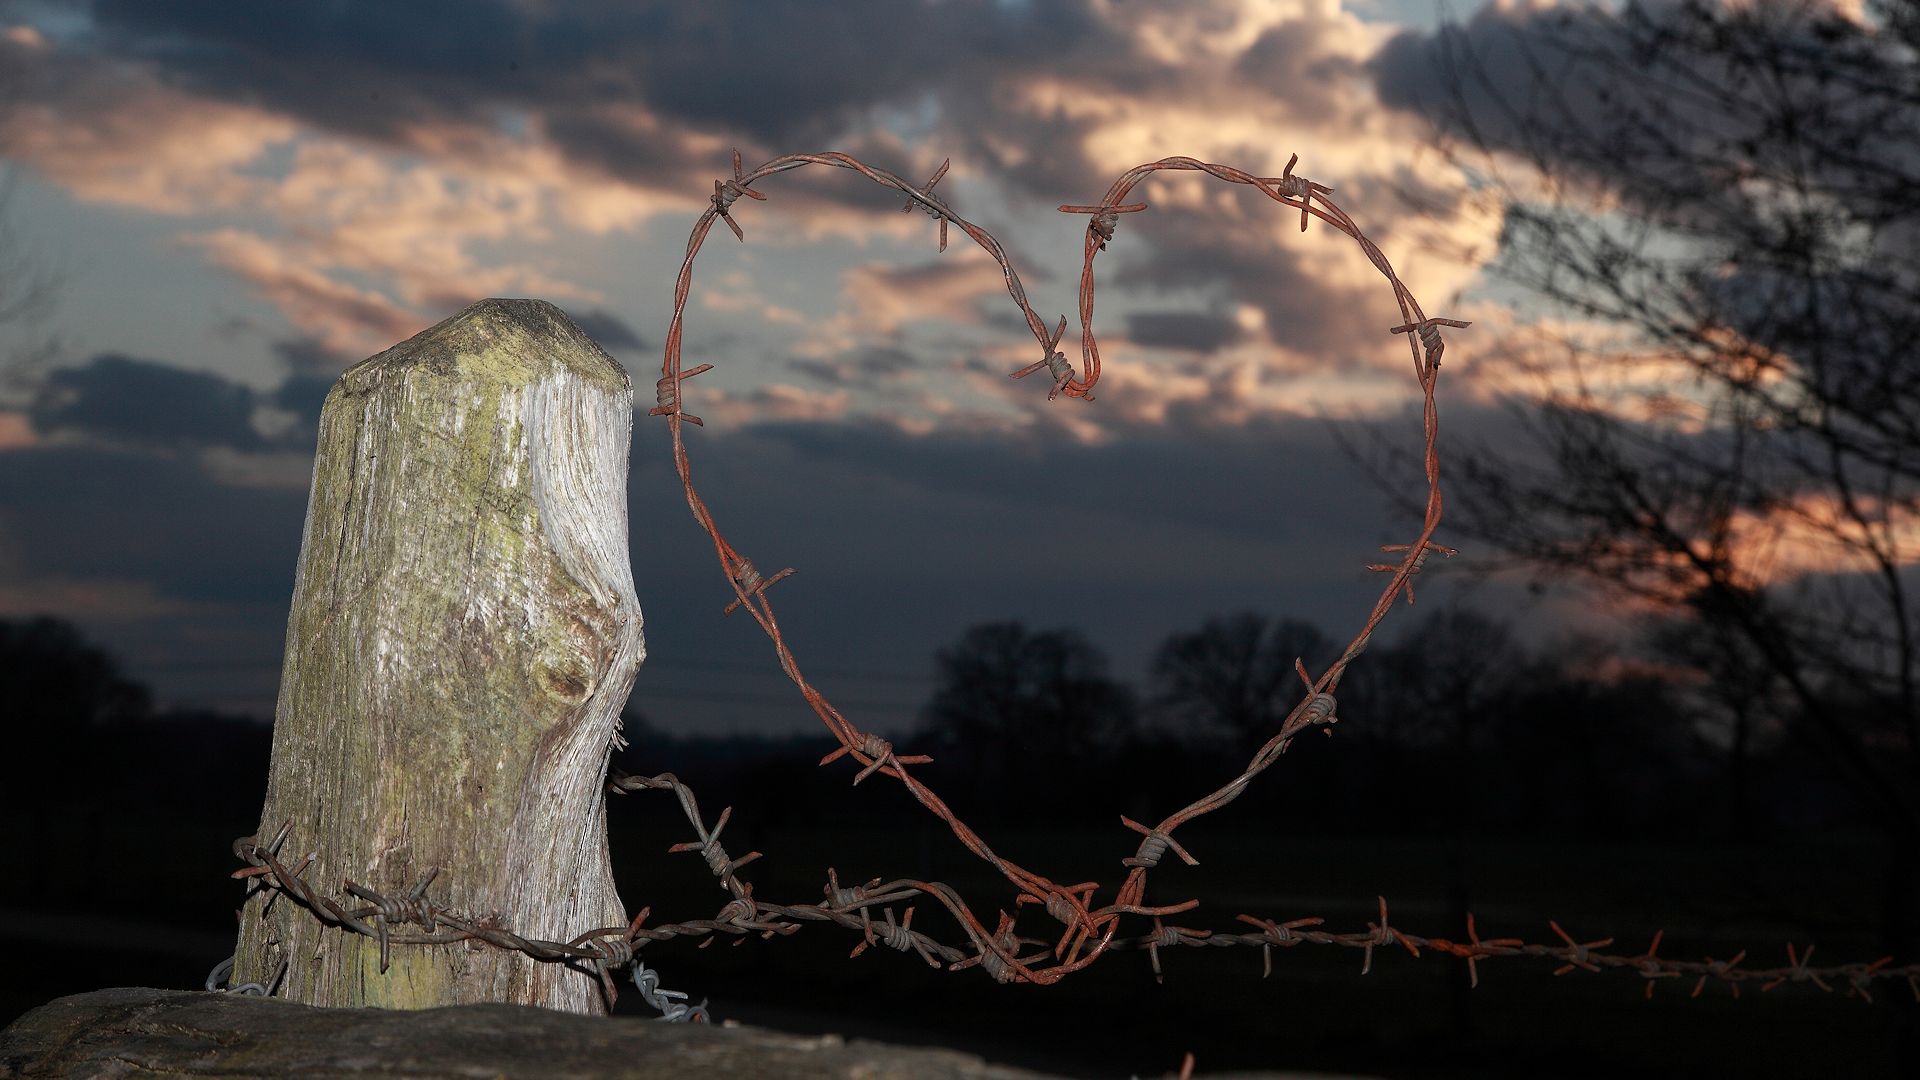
[0,0,1863,736]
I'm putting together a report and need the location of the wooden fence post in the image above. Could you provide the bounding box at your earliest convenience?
[232,298,645,1013]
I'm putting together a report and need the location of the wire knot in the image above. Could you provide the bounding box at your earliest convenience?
[374,891,436,931]
[1262,154,1332,231]
[1121,815,1198,868]
[647,363,712,427]
[1129,831,1170,868]
[700,838,735,878]
[868,909,917,952]
[709,148,767,242]
[1301,692,1336,727]
[900,158,952,251]
[1008,315,1086,401]
[1043,891,1079,926]
[978,948,1015,984]
[1091,209,1118,246]
[721,552,794,615]
[1057,200,1147,252]
[824,868,879,912]
[852,732,895,785]
[1389,316,1472,374]
[1367,542,1458,605]
[668,805,761,880]
[594,935,635,969]
[731,558,763,594]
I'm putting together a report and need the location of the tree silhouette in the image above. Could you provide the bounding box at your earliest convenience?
[1385,0,1919,840]
[1380,0,1919,1043]
[1149,612,1333,751]
[1,615,150,784]
[915,621,1135,816]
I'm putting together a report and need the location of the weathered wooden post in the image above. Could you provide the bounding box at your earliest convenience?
[232,298,644,1013]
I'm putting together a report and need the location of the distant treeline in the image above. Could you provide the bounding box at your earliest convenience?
[617,610,1864,840]
[0,610,1869,846]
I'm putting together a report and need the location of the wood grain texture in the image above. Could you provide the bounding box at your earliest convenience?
[233,298,644,1013]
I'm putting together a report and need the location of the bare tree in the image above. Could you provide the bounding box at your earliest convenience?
[1150,612,1334,751]
[916,621,1136,815]
[1377,0,1919,1032]
[0,166,61,403]
[1383,0,1918,831]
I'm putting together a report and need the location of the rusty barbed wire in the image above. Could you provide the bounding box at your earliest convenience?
[650,148,1472,985]
[226,811,1920,1005]
[222,146,1912,1010]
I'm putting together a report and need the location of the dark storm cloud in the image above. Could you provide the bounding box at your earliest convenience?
[1125,310,1245,353]
[1235,18,1364,121]
[269,371,338,435]
[1112,216,1370,359]
[84,0,1127,185]
[789,346,917,386]
[1367,0,1917,396]
[0,384,1458,728]
[270,336,347,375]
[1365,0,1896,206]
[29,354,264,451]
[0,443,307,606]
[89,0,574,144]
[566,308,648,353]
[620,401,1425,733]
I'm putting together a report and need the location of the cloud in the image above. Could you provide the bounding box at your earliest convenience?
[184,228,426,354]
[0,410,33,449]
[840,258,1015,339]
[0,27,296,214]
[1366,0,1888,211]
[0,442,308,607]
[1124,310,1248,353]
[29,354,265,451]
[269,336,349,374]
[566,308,648,353]
[1,0,1507,439]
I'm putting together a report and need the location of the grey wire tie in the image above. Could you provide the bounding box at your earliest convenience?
[900,158,952,251]
[1043,891,1080,926]
[853,732,895,785]
[1302,692,1336,726]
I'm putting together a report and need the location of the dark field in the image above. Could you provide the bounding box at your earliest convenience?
[0,762,1902,1079]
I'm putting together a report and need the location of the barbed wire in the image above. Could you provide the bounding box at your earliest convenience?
[221,147,1912,1010]
[650,147,1470,984]
[226,802,1920,1005]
